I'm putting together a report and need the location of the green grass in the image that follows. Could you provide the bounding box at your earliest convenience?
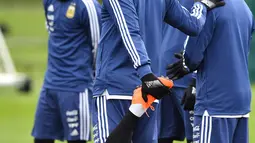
[0,5,254,143]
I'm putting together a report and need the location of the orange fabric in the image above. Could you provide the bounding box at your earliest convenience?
[158,77,174,88]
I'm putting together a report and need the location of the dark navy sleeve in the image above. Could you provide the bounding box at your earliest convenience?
[184,11,215,71]
[102,0,152,78]
[164,0,207,36]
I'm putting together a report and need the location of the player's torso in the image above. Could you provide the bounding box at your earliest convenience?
[43,0,99,92]
[159,0,194,88]
[195,0,253,116]
[94,0,165,95]
[135,0,165,76]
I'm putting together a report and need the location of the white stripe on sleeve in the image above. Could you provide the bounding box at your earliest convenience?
[82,0,100,60]
[109,0,141,68]
[182,36,190,70]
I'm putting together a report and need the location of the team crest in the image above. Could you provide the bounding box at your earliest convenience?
[66,3,76,19]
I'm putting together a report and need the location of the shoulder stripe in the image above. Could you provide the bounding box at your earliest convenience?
[82,0,100,55]
[109,0,141,68]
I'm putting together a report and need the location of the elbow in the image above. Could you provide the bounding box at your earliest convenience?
[189,30,200,37]
[184,26,202,37]
[168,20,202,36]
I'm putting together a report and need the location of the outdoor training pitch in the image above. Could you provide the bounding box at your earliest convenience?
[0,4,254,143]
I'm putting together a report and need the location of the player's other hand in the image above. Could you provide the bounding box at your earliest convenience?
[141,73,173,102]
[181,78,196,110]
[195,0,225,10]
[166,52,191,80]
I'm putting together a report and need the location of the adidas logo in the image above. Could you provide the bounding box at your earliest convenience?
[70,129,79,136]
[145,80,162,88]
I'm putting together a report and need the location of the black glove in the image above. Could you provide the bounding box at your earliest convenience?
[195,0,225,11]
[181,79,196,111]
[166,52,191,80]
[141,73,170,102]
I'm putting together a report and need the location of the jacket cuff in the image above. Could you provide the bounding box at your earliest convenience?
[137,64,152,79]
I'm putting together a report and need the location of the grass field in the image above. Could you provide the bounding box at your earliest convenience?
[0,4,254,143]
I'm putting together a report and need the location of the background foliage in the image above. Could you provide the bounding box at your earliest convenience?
[0,0,254,143]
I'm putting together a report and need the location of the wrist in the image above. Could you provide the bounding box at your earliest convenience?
[137,64,152,79]
[129,104,145,117]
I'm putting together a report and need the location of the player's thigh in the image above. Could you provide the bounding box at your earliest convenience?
[132,102,159,143]
[158,95,185,140]
[194,115,237,143]
[32,88,64,141]
[57,89,92,141]
[233,118,249,143]
[92,96,130,143]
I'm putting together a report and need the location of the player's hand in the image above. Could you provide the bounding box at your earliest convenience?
[181,79,196,110]
[195,0,225,11]
[166,52,191,80]
[141,73,173,102]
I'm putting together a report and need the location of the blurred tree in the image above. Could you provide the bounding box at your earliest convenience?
[246,0,255,83]
[0,0,254,82]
